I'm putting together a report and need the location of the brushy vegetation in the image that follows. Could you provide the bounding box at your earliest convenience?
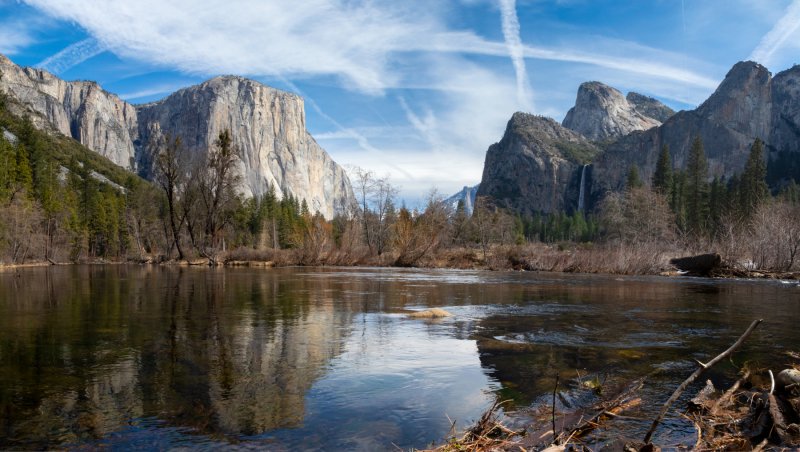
[1,84,798,278]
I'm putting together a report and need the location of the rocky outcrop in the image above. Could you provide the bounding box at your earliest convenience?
[626,92,675,123]
[590,61,800,199]
[479,61,800,216]
[136,76,354,217]
[0,54,355,218]
[445,184,479,216]
[562,81,662,141]
[477,113,600,215]
[0,54,138,170]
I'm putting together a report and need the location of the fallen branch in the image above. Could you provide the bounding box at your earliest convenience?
[643,319,763,444]
[710,369,750,415]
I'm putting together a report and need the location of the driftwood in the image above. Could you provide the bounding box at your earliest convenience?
[643,319,762,444]
[670,253,722,276]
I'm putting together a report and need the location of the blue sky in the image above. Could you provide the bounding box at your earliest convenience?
[1,0,799,203]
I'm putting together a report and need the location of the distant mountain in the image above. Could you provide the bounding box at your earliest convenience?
[477,61,800,215]
[561,81,668,142]
[445,184,479,215]
[0,54,355,218]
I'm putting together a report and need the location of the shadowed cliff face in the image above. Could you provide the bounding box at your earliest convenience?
[477,113,600,215]
[0,54,139,170]
[562,81,664,142]
[591,61,800,199]
[0,55,355,218]
[479,61,800,215]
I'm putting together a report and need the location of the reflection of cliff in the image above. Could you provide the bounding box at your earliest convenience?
[0,266,352,447]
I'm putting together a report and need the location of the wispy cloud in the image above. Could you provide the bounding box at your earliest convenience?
[0,20,35,55]
[36,38,105,74]
[498,0,534,112]
[18,0,728,200]
[749,0,800,67]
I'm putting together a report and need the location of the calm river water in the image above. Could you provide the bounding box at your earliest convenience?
[0,266,798,450]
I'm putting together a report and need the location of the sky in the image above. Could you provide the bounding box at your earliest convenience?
[1,0,799,203]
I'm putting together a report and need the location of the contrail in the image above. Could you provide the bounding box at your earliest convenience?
[498,0,534,112]
[36,38,105,74]
[749,0,800,66]
[277,75,414,179]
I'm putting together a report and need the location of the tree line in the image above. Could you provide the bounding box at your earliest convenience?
[1,89,798,272]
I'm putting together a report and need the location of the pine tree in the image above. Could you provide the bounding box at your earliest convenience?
[652,144,672,194]
[686,136,709,236]
[626,165,643,190]
[739,138,769,219]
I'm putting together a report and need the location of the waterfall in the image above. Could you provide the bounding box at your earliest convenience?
[577,164,588,211]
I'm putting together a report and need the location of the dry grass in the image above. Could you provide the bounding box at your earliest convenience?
[419,400,523,452]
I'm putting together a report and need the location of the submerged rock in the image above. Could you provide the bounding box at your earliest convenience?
[406,308,452,319]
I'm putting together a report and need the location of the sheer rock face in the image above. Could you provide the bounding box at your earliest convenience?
[479,61,800,215]
[445,184,479,216]
[477,113,600,215]
[562,81,662,141]
[0,54,138,170]
[0,55,355,218]
[136,76,355,217]
[590,61,799,198]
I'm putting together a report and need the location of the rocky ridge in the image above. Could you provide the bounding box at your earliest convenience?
[0,54,354,218]
[445,184,479,216]
[479,61,800,215]
[561,81,665,141]
[477,113,600,215]
[590,61,800,198]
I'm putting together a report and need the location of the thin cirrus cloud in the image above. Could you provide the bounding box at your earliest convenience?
[21,0,719,99]
[749,0,800,68]
[17,0,735,200]
[0,20,35,55]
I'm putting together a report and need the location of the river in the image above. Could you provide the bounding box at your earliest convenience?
[0,266,797,449]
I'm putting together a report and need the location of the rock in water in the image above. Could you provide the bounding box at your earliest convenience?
[776,369,800,393]
[669,253,722,276]
[407,308,452,319]
[0,54,355,219]
[562,81,662,142]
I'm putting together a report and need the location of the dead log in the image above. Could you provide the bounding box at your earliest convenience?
[643,319,762,444]
[669,253,722,276]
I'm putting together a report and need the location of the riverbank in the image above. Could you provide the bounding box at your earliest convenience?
[3,243,799,281]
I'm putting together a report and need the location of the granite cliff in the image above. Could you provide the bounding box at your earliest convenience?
[0,54,354,218]
[590,61,800,198]
[445,184,479,216]
[561,81,669,141]
[476,113,600,215]
[479,61,800,215]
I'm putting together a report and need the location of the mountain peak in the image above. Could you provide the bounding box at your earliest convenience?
[562,80,661,141]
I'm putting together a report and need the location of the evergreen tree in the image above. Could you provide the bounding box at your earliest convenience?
[652,144,672,194]
[686,136,709,235]
[708,176,725,239]
[739,138,769,219]
[626,165,643,190]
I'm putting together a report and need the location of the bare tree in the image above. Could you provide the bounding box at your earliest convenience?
[197,130,241,260]
[152,134,187,259]
[748,201,800,271]
[600,186,676,246]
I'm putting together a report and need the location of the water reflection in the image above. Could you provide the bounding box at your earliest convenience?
[0,267,798,449]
